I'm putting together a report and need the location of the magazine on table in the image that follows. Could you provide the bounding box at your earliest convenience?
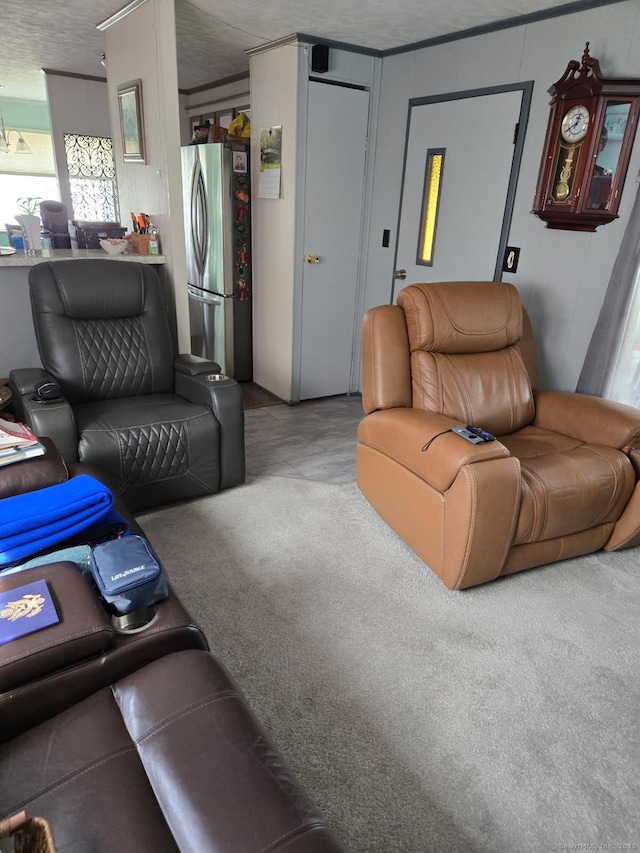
[0,441,46,467]
[0,417,38,450]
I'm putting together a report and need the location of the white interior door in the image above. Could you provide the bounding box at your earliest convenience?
[394,90,523,293]
[299,81,369,400]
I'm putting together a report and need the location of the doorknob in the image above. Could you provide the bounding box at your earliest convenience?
[306,254,320,264]
[393,269,407,280]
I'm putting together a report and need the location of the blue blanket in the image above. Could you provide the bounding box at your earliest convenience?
[0,474,114,569]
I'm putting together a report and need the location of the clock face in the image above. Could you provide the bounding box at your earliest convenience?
[560,105,590,142]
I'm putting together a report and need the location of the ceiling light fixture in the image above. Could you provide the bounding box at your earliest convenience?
[0,92,33,155]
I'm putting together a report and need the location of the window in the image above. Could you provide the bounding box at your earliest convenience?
[0,175,60,227]
[417,148,445,266]
[0,128,59,226]
[64,134,119,222]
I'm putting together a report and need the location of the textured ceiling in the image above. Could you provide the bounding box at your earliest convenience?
[187,0,586,52]
[0,0,590,103]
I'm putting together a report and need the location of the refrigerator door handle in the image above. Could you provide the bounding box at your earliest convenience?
[196,166,209,269]
[190,158,208,278]
[189,168,202,277]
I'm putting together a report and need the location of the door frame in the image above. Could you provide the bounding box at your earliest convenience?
[296,76,372,399]
[291,61,382,403]
[391,81,534,303]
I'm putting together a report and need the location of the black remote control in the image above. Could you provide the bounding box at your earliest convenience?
[451,425,485,444]
[466,425,496,442]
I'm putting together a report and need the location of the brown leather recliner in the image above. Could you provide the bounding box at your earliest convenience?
[357,281,640,590]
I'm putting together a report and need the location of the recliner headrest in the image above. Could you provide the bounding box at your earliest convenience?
[397,281,522,354]
[38,259,148,320]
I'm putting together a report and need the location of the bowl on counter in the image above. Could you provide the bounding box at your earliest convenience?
[99,239,129,255]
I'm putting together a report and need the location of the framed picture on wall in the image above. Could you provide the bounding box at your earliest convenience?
[233,151,247,173]
[117,79,146,163]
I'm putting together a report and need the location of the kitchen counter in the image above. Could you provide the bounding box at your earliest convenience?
[0,248,166,266]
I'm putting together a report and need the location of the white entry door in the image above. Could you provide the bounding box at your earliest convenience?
[394,89,524,295]
[299,81,369,400]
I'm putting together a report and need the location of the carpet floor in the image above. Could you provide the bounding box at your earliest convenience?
[138,476,640,852]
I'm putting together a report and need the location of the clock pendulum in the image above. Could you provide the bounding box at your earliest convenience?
[553,145,577,201]
[552,145,580,203]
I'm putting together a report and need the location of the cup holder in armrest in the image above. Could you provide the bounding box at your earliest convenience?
[203,373,228,382]
[110,606,158,634]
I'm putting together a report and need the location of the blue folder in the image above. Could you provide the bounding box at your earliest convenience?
[0,579,60,645]
[0,475,114,569]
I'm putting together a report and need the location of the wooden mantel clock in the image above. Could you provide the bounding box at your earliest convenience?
[532,43,640,232]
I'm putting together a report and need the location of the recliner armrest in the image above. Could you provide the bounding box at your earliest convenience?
[0,573,209,742]
[0,562,114,702]
[9,367,53,399]
[0,436,69,499]
[534,390,640,450]
[9,368,78,463]
[358,408,510,491]
[174,372,245,489]
[174,353,222,376]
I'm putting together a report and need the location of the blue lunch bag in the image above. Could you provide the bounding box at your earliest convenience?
[89,535,168,616]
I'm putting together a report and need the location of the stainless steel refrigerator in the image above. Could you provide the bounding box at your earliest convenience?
[181,142,252,381]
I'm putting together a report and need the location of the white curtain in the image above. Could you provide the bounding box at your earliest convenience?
[577,183,640,401]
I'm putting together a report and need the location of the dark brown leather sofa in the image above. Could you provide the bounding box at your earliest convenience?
[358,280,640,590]
[0,452,347,852]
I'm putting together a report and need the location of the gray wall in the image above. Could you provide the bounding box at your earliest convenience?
[362,0,640,391]
[44,73,111,220]
[0,267,41,377]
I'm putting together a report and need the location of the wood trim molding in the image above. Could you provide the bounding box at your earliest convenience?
[41,69,107,84]
[183,72,250,96]
[97,0,149,31]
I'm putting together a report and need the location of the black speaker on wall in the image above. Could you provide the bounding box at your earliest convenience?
[311,44,330,73]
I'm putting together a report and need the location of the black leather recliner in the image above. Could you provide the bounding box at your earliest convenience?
[9,259,244,512]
